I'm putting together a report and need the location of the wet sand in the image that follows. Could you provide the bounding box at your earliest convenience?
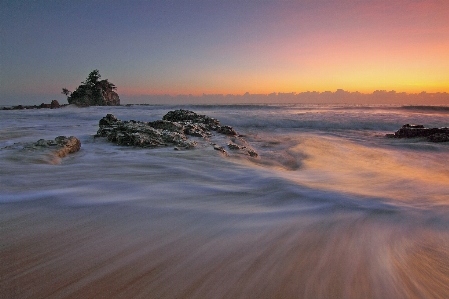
[2,200,449,299]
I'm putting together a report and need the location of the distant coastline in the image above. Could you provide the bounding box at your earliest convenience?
[1,100,66,110]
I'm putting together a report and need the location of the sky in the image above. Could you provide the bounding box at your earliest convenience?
[1,0,449,105]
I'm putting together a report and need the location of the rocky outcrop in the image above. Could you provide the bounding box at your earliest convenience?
[97,113,195,149]
[387,124,449,142]
[2,136,81,164]
[67,83,120,107]
[64,70,120,107]
[96,109,258,157]
[30,136,82,158]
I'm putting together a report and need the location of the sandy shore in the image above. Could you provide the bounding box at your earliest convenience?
[2,200,449,299]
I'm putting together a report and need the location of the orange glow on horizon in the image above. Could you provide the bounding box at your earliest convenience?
[107,0,449,100]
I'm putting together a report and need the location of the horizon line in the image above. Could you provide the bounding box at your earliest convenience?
[122,89,449,97]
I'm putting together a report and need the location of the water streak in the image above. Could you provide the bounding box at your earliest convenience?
[1,104,449,298]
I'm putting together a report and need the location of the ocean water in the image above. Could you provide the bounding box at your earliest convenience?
[1,104,449,298]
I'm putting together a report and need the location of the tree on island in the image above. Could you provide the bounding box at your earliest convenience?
[61,88,70,96]
[62,70,120,106]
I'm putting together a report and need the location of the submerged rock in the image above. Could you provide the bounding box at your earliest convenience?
[96,109,258,157]
[28,136,81,158]
[387,124,449,142]
[2,136,81,164]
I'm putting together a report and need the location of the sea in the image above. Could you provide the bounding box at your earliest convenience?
[1,104,449,298]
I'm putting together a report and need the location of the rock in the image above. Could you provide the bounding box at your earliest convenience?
[212,144,228,155]
[2,101,66,110]
[31,136,81,158]
[40,103,51,109]
[1,136,81,164]
[162,109,220,128]
[387,124,449,142]
[96,110,259,157]
[97,115,194,149]
[227,142,242,150]
[51,100,60,108]
[148,120,185,133]
[227,137,259,157]
[428,133,449,142]
[183,123,210,138]
[65,70,120,107]
[247,149,258,157]
[35,139,49,147]
[217,125,237,136]
[98,113,118,127]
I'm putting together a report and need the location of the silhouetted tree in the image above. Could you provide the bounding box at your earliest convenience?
[61,88,71,96]
[82,69,101,87]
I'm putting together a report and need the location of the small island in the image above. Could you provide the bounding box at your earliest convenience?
[62,70,120,107]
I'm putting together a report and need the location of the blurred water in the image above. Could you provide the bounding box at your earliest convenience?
[1,104,449,298]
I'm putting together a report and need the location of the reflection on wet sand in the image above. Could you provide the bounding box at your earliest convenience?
[2,202,449,299]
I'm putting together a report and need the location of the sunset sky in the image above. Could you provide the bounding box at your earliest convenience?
[1,0,448,105]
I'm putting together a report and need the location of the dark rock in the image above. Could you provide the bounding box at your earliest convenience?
[227,142,242,150]
[97,110,259,157]
[247,149,258,157]
[183,123,210,138]
[50,100,60,108]
[387,124,449,142]
[97,114,194,149]
[98,113,118,127]
[162,109,220,128]
[4,102,66,110]
[227,142,258,157]
[428,133,449,142]
[212,144,227,155]
[148,120,184,133]
[217,125,237,136]
[68,84,120,107]
[227,137,259,157]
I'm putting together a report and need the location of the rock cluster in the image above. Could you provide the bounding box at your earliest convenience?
[2,100,63,110]
[96,109,258,157]
[387,124,449,142]
[68,84,120,107]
